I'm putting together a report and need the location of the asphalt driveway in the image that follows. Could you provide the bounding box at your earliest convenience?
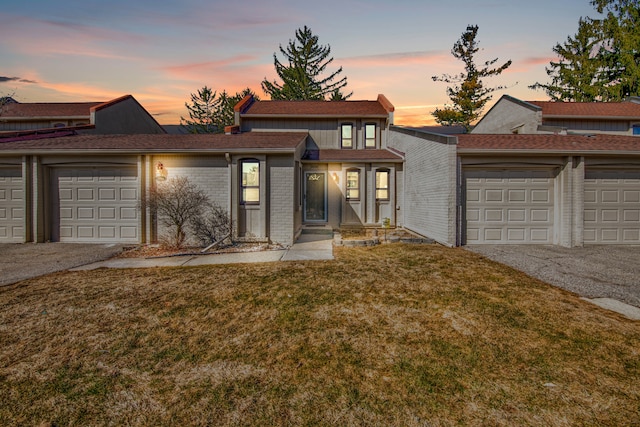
[466,245,640,309]
[0,243,125,287]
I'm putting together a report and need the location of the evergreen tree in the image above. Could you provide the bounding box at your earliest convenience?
[531,0,639,101]
[262,26,351,101]
[431,25,512,132]
[181,86,258,133]
[180,86,220,133]
[530,19,605,101]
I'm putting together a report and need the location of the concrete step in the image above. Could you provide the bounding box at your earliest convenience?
[301,225,334,235]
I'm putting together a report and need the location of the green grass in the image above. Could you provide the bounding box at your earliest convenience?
[0,244,639,426]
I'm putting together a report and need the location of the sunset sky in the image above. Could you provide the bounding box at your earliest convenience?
[1,0,599,127]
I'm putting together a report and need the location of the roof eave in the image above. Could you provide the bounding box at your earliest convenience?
[0,115,91,121]
[241,113,389,119]
[543,114,640,121]
[457,148,640,156]
[0,147,302,156]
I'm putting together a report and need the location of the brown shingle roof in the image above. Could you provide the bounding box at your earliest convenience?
[241,94,394,117]
[528,101,640,118]
[0,132,308,153]
[457,133,640,153]
[303,149,403,162]
[0,102,102,118]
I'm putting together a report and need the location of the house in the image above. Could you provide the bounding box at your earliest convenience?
[0,95,399,245]
[472,94,640,136]
[0,94,638,247]
[0,94,165,135]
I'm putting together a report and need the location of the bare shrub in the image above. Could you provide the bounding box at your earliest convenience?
[190,202,233,247]
[146,176,209,248]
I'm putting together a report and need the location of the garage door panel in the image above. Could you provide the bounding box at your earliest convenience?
[465,169,555,244]
[508,209,526,221]
[120,188,137,200]
[508,189,526,202]
[530,229,550,241]
[624,191,639,203]
[507,229,525,241]
[99,188,116,200]
[77,188,95,201]
[54,168,139,243]
[584,169,640,244]
[623,210,639,222]
[623,229,640,241]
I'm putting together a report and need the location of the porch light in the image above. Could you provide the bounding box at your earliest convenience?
[332,172,339,184]
[155,162,168,181]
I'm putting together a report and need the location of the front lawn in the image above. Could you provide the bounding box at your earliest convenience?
[1,244,638,426]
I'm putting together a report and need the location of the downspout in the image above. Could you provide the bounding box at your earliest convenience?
[456,155,463,247]
[225,152,233,241]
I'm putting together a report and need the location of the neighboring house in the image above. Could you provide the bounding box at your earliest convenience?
[0,94,165,135]
[472,94,640,136]
[0,94,638,247]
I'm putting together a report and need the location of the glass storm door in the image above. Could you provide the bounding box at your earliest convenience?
[304,172,327,221]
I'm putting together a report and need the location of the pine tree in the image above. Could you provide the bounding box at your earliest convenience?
[181,87,258,133]
[180,86,220,133]
[261,26,351,101]
[431,25,512,132]
[531,0,639,101]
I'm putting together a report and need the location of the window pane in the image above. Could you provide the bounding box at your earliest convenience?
[243,188,260,203]
[376,170,389,200]
[347,188,359,199]
[346,170,359,200]
[376,171,388,189]
[365,124,375,147]
[242,161,260,204]
[242,162,259,186]
[346,171,358,188]
[341,124,352,148]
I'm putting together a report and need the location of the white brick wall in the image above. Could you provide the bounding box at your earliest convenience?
[268,155,295,245]
[388,127,457,246]
[472,96,540,134]
[152,155,230,245]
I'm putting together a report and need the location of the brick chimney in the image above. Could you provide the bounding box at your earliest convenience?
[224,125,241,135]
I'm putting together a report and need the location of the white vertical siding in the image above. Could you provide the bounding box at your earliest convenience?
[388,127,457,246]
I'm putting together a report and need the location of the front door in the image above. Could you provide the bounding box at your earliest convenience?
[304,172,327,221]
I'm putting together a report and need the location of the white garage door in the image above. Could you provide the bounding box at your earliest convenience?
[584,169,640,244]
[52,167,139,243]
[465,170,555,244]
[0,167,24,242]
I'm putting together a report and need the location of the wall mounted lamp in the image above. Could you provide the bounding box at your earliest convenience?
[155,162,168,181]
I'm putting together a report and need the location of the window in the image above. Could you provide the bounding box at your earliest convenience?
[241,160,260,204]
[346,169,360,200]
[341,124,353,148]
[375,169,390,200]
[633,124,640,135]
[365,123,376,148]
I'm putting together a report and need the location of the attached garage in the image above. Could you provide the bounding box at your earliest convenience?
[464,169,555,244]
[51,167,140,243]
[584,169,640,244]
[0,167,24,242]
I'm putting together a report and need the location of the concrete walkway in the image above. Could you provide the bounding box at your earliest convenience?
[73,234,334,272]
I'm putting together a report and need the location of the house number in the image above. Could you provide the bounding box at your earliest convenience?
[308,174,322,181]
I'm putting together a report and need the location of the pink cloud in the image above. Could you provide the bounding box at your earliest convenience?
[0,13,144,59]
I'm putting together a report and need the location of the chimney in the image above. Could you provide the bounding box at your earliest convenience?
[224,125,241,135]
